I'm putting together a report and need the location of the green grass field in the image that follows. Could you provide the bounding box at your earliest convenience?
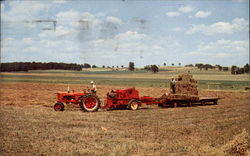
[0,67,249,90]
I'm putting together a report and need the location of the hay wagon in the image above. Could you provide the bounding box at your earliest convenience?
[105,88,219,110]
[157,93,219,108]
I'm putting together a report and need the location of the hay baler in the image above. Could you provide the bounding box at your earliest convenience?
[105,88,166,110]
[105,88,142,110]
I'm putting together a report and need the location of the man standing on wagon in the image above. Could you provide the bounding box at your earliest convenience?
[170,78,176,94]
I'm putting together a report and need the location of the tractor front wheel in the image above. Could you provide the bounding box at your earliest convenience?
[54,102,64,111]
[80,94,101,112]
[128,99,140,110]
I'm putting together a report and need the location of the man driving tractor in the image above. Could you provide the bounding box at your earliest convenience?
[90,81,97,94]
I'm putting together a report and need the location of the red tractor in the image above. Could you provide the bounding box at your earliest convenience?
[54,90,101,112]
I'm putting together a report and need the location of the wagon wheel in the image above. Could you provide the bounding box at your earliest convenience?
[128,99,140,110]
[214,100,218,105]
[172,101,178,108]
[201,100,205,106]
[158,103,164,107]
[54,102,64,111]
[80,94,101,112]
[188,101,193,107]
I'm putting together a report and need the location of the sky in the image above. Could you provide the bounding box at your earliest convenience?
[1,0,249,67]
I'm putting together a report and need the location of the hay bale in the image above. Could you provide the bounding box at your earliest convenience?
[178,74,193,81]
[174,74,198,95]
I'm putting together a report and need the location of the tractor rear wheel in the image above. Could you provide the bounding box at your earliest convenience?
[80,94,101,112]
[158,103,163,107]
[128,99,140,110]
[54,102,64,111]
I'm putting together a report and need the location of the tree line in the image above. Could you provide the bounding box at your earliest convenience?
[185,63,249,74]
[1,61,249,75]
[231,64,249,74]
[0,62,91,72]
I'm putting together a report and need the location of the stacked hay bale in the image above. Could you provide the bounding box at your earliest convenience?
[175,74,198,95]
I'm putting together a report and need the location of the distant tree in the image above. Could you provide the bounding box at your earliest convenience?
[151,65,159,73]
[144,65,151,70]
[92,65,97,68]
[231,66,244,74]
[178,63,181,66]
[102,65,105,68]
[244,64,250,73]
[171,63,174,66]
[218,65,222,71]
[185,64,194,67]
[195,63,203,68]
[144,65,159,73]
[129,62,135,71]
[121,65,124,68]
[231,65,238,74]
[222,67,229,71]
[163,63,166,66]
[203,64,214,69]
[83,63,91,68]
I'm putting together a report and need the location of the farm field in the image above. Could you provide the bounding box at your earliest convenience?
[0,82,249,155]
[0,67,249,90]
[0,68,249,155]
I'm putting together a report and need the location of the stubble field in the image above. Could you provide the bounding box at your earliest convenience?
[0,81,249,155]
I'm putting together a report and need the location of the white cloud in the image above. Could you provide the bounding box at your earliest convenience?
[22,38,33,44]
[232,0,248,2]
[56,10,80,19]
[186,18,249,35]
[55,10,101,31]
[165,5,194,17]
[195,11,211,18]
[106,16,123,24]
[56,10,95,21]
[171,27,185,32]
[187,39,249,58]
[184,39,249,66]
[38,24,86,41]
[166,12,181,17]
[152,45,164,50]
[53,0,67,4]
[2,1,51,21]
[178,5,194,13]
[2,38,15,47]
[115,31,147,41]
[1,3,5,11]
[2,36,82,63]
